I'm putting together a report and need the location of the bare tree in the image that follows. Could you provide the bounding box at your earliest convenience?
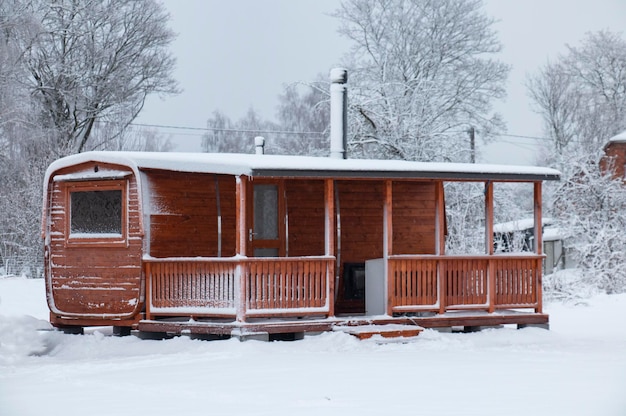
[90,123,174,152]
[0,0,179,275]
[201,108,277,154]
[333,0,509,162]
[527,61,581,155]
[528,30,626,160]
[20,0,179,155]
[274,78,329,156]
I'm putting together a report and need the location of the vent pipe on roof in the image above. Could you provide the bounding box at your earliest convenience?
[255,136,265,155]
[330,68,348,159]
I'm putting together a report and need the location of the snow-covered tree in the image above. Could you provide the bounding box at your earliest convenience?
[333,0,509,162]
[528,31,626,295]
[552,152,626,294]
[0,0,179,275]
[19,0,179,156]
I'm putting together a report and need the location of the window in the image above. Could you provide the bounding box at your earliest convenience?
[65,180,127,245]
[71,190,122,235]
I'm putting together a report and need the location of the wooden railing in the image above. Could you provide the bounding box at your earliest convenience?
[144,254,540,321]
[144,256,334,320]
[245,257,332,317]
[389,254,543,314]
[145,258,238,317]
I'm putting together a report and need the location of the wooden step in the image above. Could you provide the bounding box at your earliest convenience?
[333,324,423,340]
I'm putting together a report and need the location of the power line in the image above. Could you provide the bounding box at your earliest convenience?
[128,122,326,136]
[498,133,549,141]
[119,120,558,143]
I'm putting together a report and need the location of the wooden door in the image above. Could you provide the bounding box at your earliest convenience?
[248,180,285,257]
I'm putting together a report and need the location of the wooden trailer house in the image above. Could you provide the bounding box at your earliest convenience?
[42,151,560,338]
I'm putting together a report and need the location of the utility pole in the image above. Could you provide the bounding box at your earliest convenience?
[468,126,475,163]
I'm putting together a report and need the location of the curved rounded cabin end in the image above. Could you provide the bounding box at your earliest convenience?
[43,157,145,331]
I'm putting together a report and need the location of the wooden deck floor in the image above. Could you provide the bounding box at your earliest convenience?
[137,310,549,339]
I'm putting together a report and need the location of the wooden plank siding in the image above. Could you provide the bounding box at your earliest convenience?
[336,180,385,265]
[145,171,237,258]
[334,180,384,313]
[47,162,142,318]
[392,181,437,255]
[285,180,326,257]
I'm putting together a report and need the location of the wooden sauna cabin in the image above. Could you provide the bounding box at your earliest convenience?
[42,151,560,337]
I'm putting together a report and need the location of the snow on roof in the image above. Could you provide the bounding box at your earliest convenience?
[45,151,561,183]
[609,130,626,143]
[493,218,554,233]
[543,227,562,242]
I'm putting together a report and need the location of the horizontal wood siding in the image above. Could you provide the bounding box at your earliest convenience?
[146,171,236,257]
[47,162,142,317]
[392,181,436,255]
[285,180,325,257]
[337,180,384,264]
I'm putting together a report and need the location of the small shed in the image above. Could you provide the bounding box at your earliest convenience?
[601,130,626,180]
[493,218,566,274]
[42,151,560,336]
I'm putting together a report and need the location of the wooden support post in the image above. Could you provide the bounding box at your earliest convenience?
[325,179,335,317]
[435,182,446,255]
[436,182,446,315]
[485,181,495,313]
[384,180,393,316]
[534,181,543,313]
[145,262,152,321]
[235,176,248,322]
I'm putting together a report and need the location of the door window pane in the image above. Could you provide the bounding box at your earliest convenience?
[253,248,279,257]
[253,184,278,239]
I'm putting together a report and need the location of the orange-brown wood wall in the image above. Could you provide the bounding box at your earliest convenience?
[392,181,437,255]
[46,162,143,318]
[333,179,437,264]
[145,170,237,257]
[285,179,326,257]
[336,180,385,264]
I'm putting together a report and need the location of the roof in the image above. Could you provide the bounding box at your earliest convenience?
[608,130,626,143]
[45,151,561,182]
[493,218,554,233]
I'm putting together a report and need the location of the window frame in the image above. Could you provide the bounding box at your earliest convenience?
[64,180,128,247]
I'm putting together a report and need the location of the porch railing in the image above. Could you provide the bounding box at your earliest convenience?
[388,254,543,314]
[144,256,334,320]
[144,254,541,322]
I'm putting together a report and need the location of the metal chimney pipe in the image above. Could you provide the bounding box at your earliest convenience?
[254,136,265,155]
[330,68,348,159]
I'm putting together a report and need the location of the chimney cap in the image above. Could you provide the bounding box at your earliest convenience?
[330,68,348,84]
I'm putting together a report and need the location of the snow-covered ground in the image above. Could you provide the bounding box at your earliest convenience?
[1,277,625,416]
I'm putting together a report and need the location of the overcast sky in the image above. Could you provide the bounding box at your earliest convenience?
[136,0,626,164]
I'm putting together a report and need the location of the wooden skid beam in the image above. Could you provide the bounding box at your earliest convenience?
[412,313,549,328]
[138,319,339,336]
[50,313,142,328]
